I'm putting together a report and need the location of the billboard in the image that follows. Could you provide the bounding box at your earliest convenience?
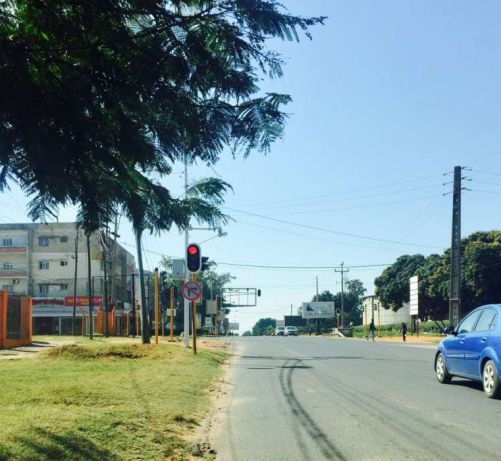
[228,322,239,331]
[302,302,335,319]
[409,276,418,316]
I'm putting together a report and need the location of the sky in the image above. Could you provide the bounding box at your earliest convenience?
[4,0,501,333]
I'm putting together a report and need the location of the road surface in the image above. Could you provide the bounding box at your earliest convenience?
[209,336,501,461]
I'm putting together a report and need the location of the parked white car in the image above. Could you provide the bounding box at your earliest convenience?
[275,326,285,336]
[284,326,299,336]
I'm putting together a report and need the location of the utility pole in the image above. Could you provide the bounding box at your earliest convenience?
[449,166,463,326]
[316,276,319,301]
[183,154,190,347]
[72,224,79,336]
[335,262,349,327]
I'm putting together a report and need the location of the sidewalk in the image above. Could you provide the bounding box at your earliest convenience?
[361,335,442,345]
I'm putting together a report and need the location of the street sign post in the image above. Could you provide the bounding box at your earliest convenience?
[182,281,202,302]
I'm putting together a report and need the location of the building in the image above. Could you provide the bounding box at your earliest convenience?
[0,223,137,335]
[362,295,411,326]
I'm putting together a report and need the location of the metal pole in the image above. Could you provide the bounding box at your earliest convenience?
[316,276,319,302]
[154,268,159,344]
[170,287,174,340]
[192,273,197,354]
[72,225,79,336]
[183,154,190,347]
[86,233,93,340]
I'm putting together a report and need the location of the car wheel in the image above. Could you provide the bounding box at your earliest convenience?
[435,352,452,384]
[482,360,500,398]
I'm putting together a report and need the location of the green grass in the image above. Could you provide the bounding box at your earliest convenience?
[0,342,226,460]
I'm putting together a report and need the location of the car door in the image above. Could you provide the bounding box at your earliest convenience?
[446,309,482,375]
[463,308,497,378]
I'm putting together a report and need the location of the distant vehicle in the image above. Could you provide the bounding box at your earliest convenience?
[275,326,285,336]
[284,326,298,336]
[435,304,501,398]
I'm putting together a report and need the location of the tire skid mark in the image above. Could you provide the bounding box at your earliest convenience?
[310,367,496,461]
[279,359,347,461]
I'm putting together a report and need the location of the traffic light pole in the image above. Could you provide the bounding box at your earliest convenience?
[183,154,190,347]
[192,273,197,354]
[169,287,174,341]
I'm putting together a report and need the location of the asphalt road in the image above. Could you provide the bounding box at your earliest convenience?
[209,336,501,461]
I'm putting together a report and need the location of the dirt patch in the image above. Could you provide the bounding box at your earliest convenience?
[185,338,237,459]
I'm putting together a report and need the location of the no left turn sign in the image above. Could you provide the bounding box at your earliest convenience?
[182,281,202,302]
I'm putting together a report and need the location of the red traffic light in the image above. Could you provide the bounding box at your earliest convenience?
[186,243,202,273]
[188,245,199,255]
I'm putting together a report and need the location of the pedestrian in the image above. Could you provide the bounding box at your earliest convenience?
[401,322,408,342]
[368,319,376,341]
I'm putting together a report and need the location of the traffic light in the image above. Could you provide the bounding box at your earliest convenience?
[201,256,209,272]
[186,243,201,273]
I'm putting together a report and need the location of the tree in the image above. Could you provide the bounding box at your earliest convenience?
[1,1,325,231]
[374,231,501,321]
[242,331,252,337]
[252,318,276,336]
[375,255,426,311]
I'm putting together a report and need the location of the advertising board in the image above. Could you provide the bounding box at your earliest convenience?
[301,301,335,319]
[409,276,418,316]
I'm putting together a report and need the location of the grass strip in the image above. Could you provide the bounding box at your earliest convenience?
[0,343,226,460]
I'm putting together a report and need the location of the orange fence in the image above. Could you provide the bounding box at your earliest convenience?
[96,310,131,336]
[0,291,32,349]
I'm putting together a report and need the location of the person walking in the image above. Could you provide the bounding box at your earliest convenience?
[368,319,376,341]
[401,322,408,342]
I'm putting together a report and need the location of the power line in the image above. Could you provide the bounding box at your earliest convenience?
[216,262,390,270]
[229,173,444,209]
[236,184,445,213]
[224,206,443,250]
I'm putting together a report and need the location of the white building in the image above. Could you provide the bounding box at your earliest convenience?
[362,295,411,326]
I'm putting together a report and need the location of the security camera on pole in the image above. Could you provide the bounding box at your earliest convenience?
[184,243,202,354]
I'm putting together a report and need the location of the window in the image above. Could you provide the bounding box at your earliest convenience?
[39,284,49,295]
[2,262,13,270]
[2,238,12,247]
[474,309,497,332]
[2,285,13,293]
[60,260,68,267]
[39,260,49,270]
[39,237,49,246]
[457,310,482,334]
[59,284,68,290]
[60,236,68,243]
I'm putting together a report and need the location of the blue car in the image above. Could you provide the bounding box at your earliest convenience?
[435,304,501,398]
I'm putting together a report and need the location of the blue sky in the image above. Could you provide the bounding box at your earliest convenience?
[4,0,501,333]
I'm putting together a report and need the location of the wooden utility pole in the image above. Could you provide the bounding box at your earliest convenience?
[449,166,462,326]
[335,262,349,327]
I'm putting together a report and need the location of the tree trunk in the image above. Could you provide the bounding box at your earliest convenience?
[135,227,150,344]
[87,233,93,340]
